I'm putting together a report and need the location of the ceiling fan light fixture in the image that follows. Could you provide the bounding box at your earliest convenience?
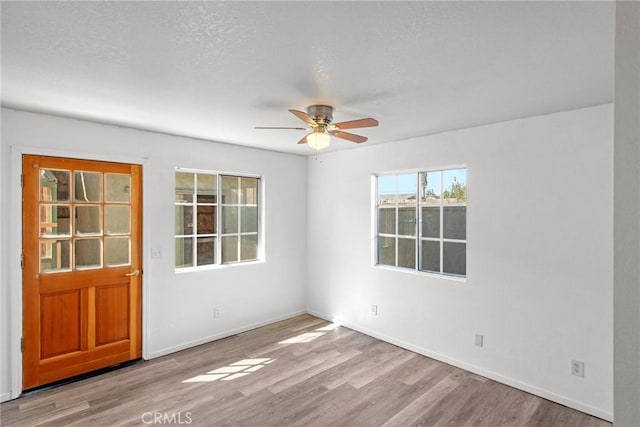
[306,131,331,150]
[256,104,378,150]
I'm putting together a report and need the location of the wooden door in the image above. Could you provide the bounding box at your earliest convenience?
[22,155,142,389]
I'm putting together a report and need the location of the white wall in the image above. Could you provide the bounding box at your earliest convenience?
[614,1,640,426]
[0,104,617,420]
[0,108,307,400]
[306,104,614,420]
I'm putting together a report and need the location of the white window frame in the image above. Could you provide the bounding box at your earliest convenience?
[374,167,467,280]
[175,168,263,271]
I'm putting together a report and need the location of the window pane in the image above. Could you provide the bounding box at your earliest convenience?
[241,177,258,204]
[443,206,466,240]
[241,206,258,233]
[443,242,466,276]
[75,172,102,202]
[105,173,130,203]
[196,206,216,235]
[420,240,440,273]
[443,169,467,204]
[197,237,216,266]
[222,206,238,234]
[241,235,258,261]
[222,176,239,205]
[398,238,416,268]
[397,174,417,205]
[175,205,193,235]
[222,236,238,263]
[378,208,396,234]
[421,206,440,238]
[75,238,102,269]
[175,172,194,203]
[420,171,441,205]
[197,174,217,203]
[378,175,396,206]
[105,205,130,235]
[40,239,71,272]
[40,169,70,201]
[398,207,416,236]
[40,205,71,236]
[175,237,193,268]
[105,237,130,266]
[378,236,396,266]
[75,205,101,235]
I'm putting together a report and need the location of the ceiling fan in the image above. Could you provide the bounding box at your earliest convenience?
[256,105,379,150]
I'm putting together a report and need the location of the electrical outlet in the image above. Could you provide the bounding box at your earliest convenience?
[475,334,484,347]
[571,360,584,377]
[371,304,378,316]
[213,307,220,319]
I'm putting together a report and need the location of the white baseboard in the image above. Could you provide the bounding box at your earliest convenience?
[306,309,613,423]
[145,310,307,360]
[1,392,12,403]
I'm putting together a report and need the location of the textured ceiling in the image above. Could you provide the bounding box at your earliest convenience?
[1,1,615,155]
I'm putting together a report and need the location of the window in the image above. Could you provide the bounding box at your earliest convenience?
[376,168,467,277]
[175,170,260,270]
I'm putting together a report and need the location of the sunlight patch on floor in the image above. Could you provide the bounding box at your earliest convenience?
[278,332,325,344]
[277,323,341,344]
[316,323,340,332]
[182,358,275,383]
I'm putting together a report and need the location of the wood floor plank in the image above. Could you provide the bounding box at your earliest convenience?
[0,314,611,427]
[267,348,362,394]
[381,376,461,427]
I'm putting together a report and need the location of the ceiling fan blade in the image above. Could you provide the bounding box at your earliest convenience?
[332,130,368,143]
[332,118,379,130]
[297,133,310,144]
[289,109,317,126]
[255,126,307,130]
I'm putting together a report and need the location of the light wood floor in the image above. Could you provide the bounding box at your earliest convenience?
[1,314,611,427]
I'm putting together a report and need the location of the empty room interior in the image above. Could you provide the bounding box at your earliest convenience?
[1,1,639,426]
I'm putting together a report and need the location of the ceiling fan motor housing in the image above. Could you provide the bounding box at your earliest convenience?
[307,105,333,126]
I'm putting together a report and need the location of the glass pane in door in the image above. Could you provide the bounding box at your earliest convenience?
[75,238,102,269]
[75,206,102,235]
[40,169,71,201]
[40,205,71,236]
[105,173,131,203]
[75,172,102,202]
[105,205,130,234]
[105,237,130,266]
[40,239,71,272]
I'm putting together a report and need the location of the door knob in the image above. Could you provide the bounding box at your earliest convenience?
[125,269,140,277]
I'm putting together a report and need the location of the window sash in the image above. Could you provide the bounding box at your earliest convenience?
[175,171,260,269]
[376,169,466,277]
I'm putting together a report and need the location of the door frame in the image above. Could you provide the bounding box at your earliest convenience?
[8,145,151,400]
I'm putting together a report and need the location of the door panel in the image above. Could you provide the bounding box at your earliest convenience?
[95,285,130,346]
[22,155,142,389]
[40,290,81,359]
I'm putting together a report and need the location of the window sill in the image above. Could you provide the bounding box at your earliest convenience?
[372,264,467,283]
[175,259,265,274]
